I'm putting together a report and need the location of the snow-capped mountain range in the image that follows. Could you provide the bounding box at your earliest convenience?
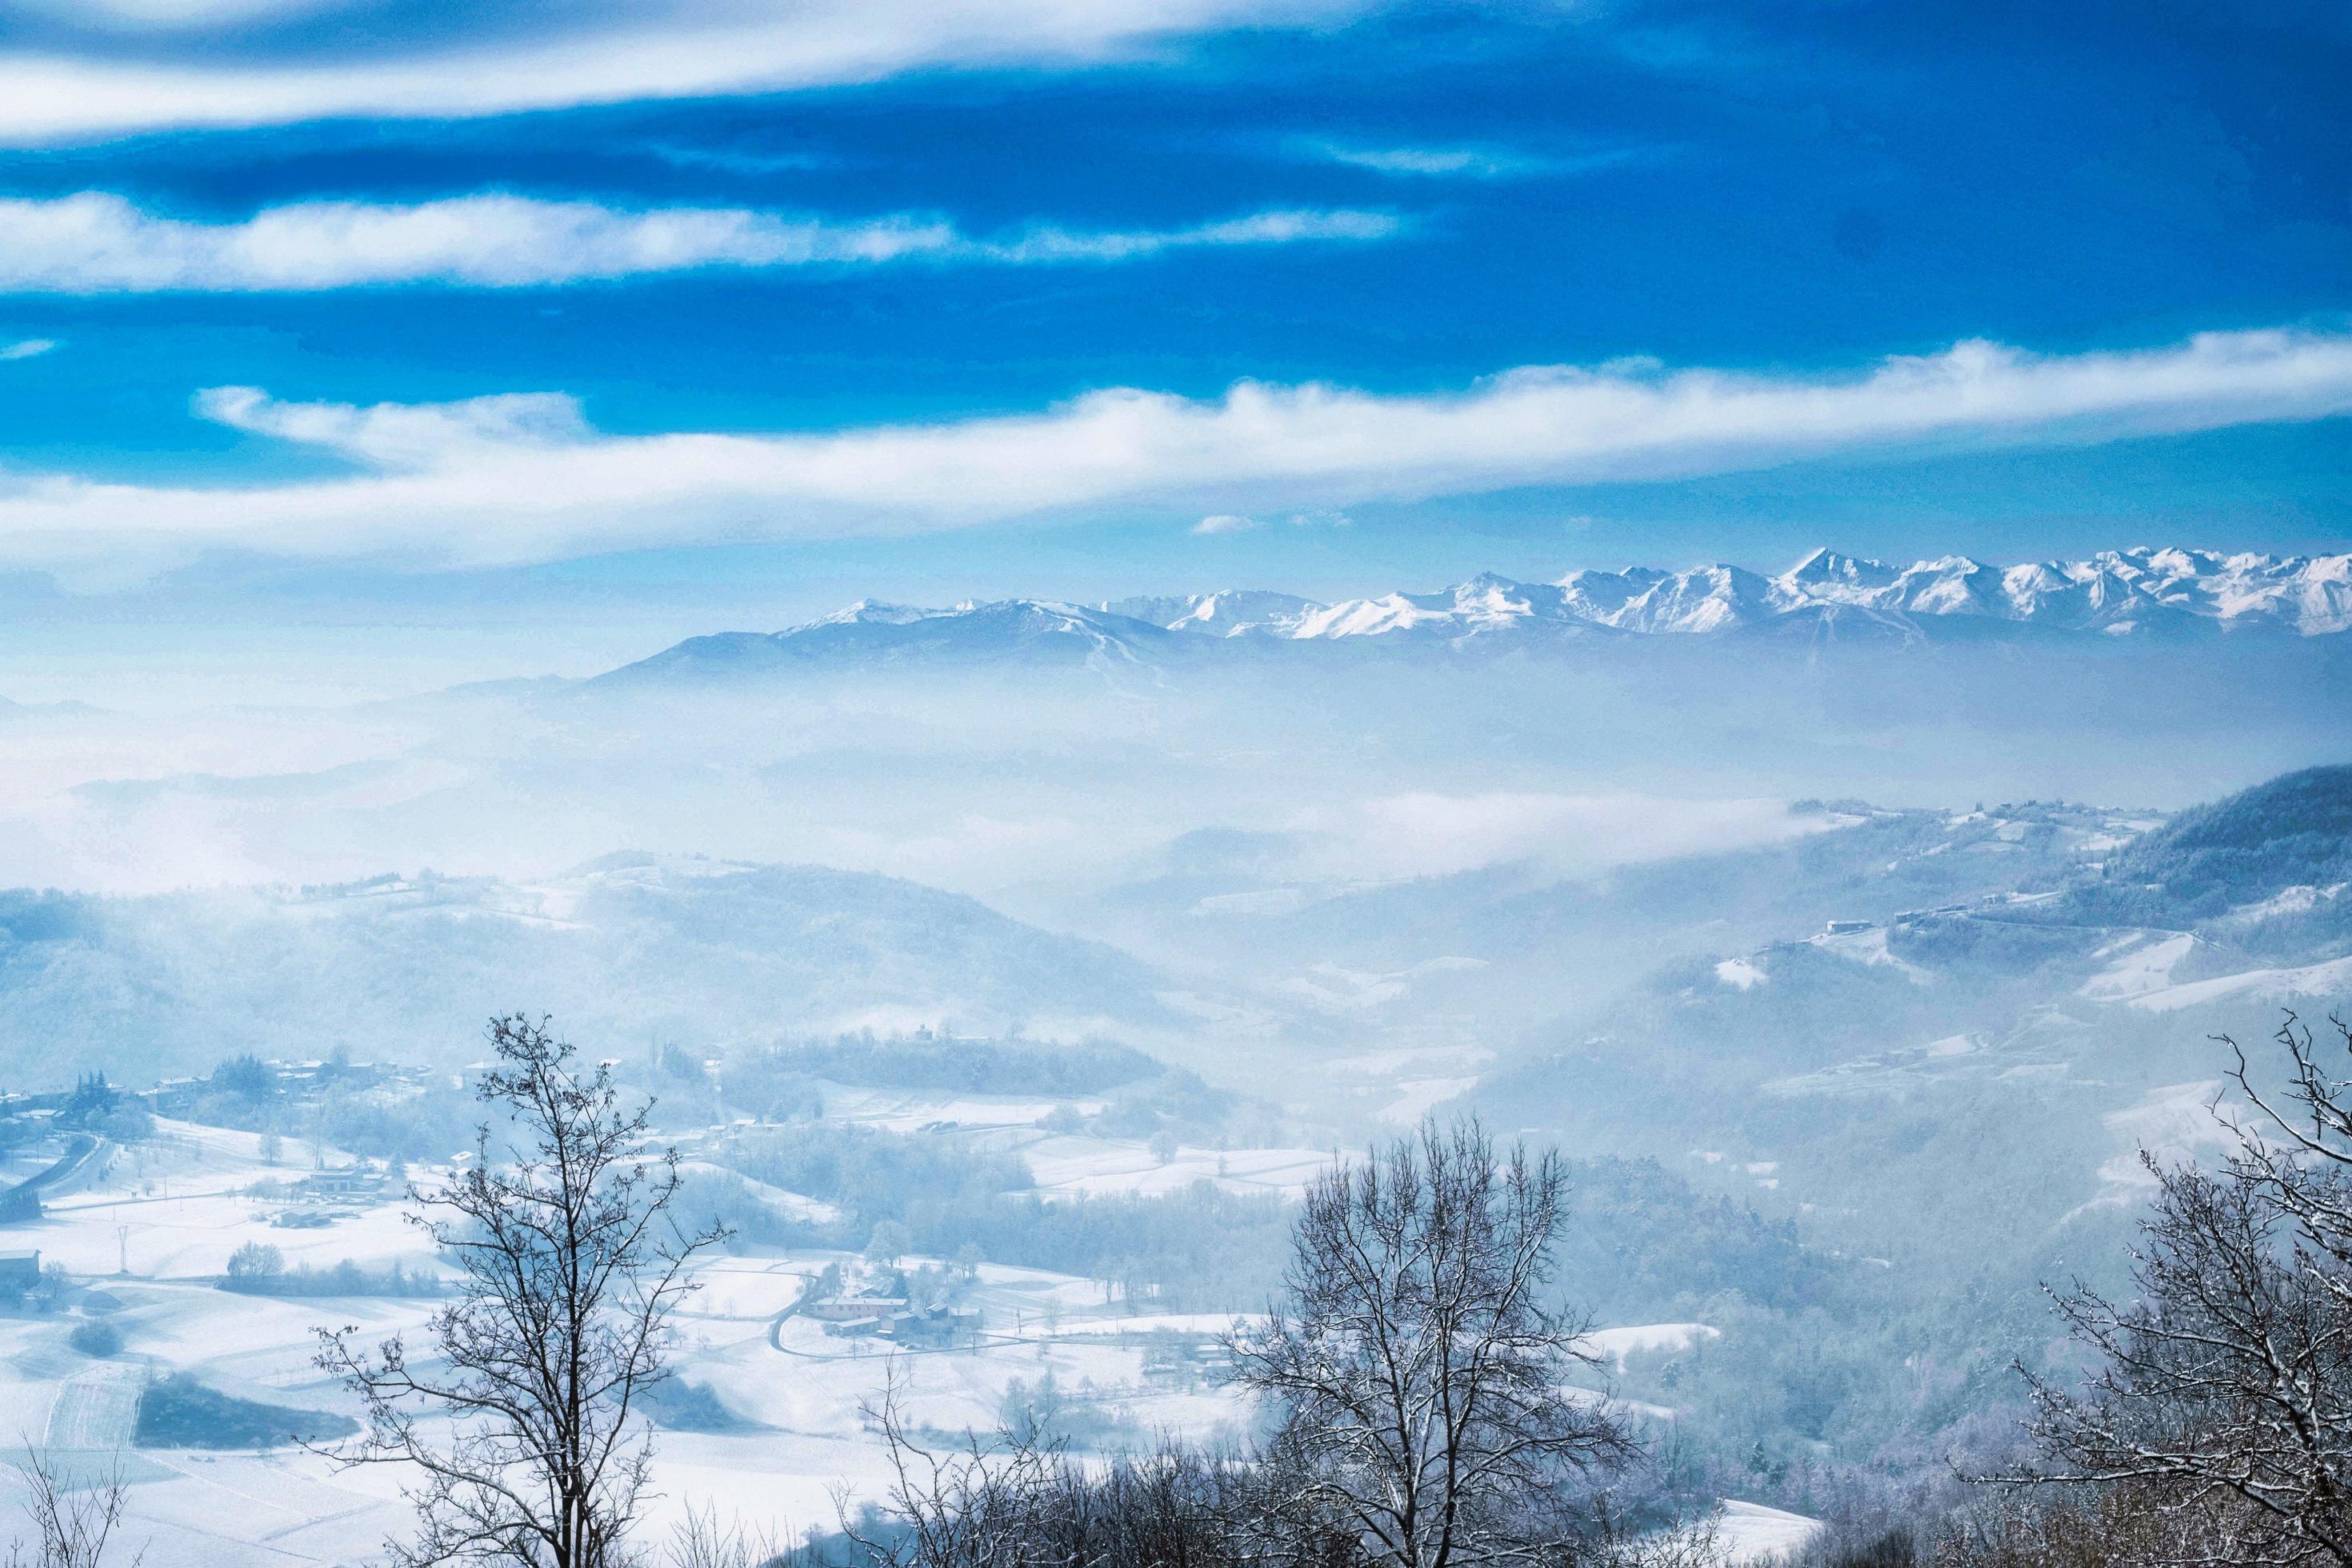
[602,546,2350,684]
[1109,547,2352,642]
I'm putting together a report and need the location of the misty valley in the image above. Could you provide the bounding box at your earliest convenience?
[2,6,2347,1558]
[6,559,2352,1565]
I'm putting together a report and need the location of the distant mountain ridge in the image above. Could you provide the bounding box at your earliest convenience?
[1115,546,2352,642]
[593,546,2350,685]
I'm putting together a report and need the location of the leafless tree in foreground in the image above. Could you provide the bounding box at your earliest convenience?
[4,1448,144,1568]
[317,1014,724,1568]
[664,1505,785,1568]
[2007,1014,2352,1566]
[837,1368,1363,1568]
[1230,1117,1638,1568]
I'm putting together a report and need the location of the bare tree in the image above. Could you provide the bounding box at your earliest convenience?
[2010,1014,2352,1566]
[317,1014,724,1568]
[1230,1117,1637,1568]
[836,1369,1362,1568]
[665,1506,785,1568]
[5,1447,144,1568]
[842,1373,1066,1568]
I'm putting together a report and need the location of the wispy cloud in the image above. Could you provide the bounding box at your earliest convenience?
[1314,791,1814,879]
[0,338,58,360]
[14,0,343,28]
[1193,508,1351,534]
[4,325,2350,576]
[0,192,1401,293]
[1298,140,1638,181]
[0,0,1378,145]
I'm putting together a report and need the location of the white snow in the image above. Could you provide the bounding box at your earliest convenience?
[2126,952,2352,1014]
[818,1082,1106,1133]
[2079,931,2198,1000]
[1,1179,1274,1566]
[1018,1134,1327,1200]
[2074,1080,2237,1214]
[1714,957,1767,990]
[2225,882,2347,925]
[1578,1322,1721,1366]
[1559,1384,1679,1423]
[1715,1500,1824,1562]
[1810,925,1930,982]
[1034,1311,1266,1338]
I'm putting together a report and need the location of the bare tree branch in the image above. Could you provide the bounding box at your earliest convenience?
[313,1014,726,1568]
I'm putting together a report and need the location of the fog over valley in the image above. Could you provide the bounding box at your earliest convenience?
[3,4,2349,1562]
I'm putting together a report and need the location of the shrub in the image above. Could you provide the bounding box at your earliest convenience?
[67,1318,122,1358]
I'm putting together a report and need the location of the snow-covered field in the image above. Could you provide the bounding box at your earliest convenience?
[1578,1322,1722,1366]
[2125,951,2352,1014]
[3,1116,1770,1565]
[2078,930,2198,1001]
[0,1122,1277,1564]
[1009,1130,1328,1200]
[1714,1500,1823,1563]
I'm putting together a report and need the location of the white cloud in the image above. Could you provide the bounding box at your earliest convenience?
[1301,140,1637,181]
[0,338,57,360]
[10,0,353,29]
[196,385,592,467]
[3,324,2350,576]
[1307,142,1552,180]
[1190,508,1348,534]
[0,0,1375,145]
[0,192,1400,292]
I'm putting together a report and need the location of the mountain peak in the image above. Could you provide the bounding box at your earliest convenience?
[1778,548,1899,593]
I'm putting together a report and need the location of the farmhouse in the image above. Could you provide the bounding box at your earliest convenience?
[0,1250,39,1297]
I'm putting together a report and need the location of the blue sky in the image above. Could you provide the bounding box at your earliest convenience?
[0,0,2347,693]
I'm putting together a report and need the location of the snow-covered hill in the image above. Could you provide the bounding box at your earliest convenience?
[0,854,1188,1082]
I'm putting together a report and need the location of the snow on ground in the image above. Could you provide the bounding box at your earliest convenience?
[0,1443,416,1567]
[1559,1385,1678,1423]
[1014,1133,1326,1199]
[2126,952,2352,1014]
[1033,1311,1266,1338]
[0,1216,1263,1564]
[678,1161,844,1225]
[2079,931,2198,1000]
[670,1254,823,1323]
[4,1092,1296,1566]
[44,1361,145,1447]
[1763,1031,1990,1098]
[1715,1500,1823,1563]
[1810,926,1930,982]
[2074,1080,2236,1214]
[819,1082,1106,1132]
[2224,882,2348,926]
[12,1119,431,1283]
[1578,1322,1720,1366]
[1714,958,1767,990]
